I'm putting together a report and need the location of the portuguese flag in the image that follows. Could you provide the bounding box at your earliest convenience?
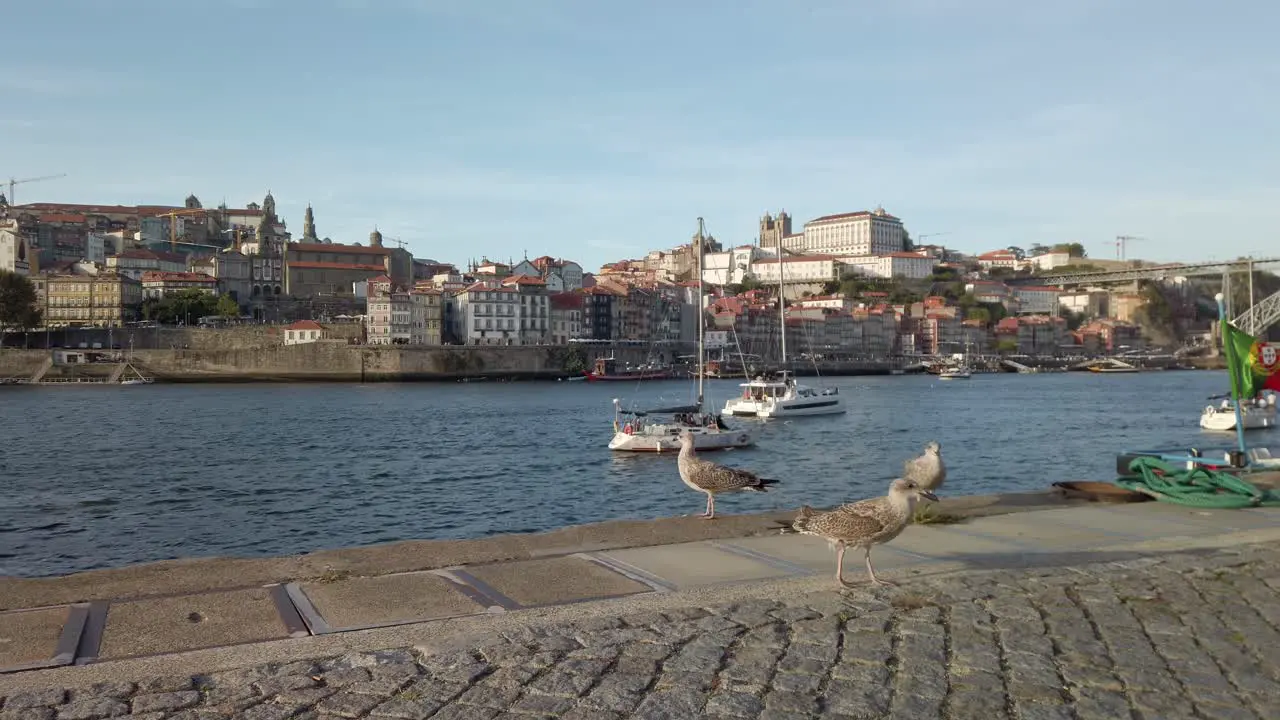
[1222,321,1280,400]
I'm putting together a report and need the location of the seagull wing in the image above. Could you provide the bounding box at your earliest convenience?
[688,458,764,492]
[796,498,887,541]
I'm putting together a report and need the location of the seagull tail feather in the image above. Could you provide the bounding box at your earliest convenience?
[747,477,780,492]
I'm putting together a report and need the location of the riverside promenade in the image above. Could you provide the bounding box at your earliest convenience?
[3,495,1280,719]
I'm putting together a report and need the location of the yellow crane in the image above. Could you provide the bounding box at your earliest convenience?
[4,173,67,205]
[150,207,211,252]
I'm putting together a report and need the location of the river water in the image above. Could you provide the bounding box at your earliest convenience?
[0,371,1255,578]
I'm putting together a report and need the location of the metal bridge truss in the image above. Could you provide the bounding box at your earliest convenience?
[1234,289,1280,336]
[1010,257,1280,287]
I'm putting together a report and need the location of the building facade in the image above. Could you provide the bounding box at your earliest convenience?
[139,271,219,299]
[0,219,33,275]
[782,207,905,256]
[35,272,142,327]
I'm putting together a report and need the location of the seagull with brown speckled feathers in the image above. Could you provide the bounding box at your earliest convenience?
[676,430,778,519]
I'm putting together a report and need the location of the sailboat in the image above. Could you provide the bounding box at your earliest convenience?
[938,338,973,380]
[722,235,844,418]
[607,219,757,452]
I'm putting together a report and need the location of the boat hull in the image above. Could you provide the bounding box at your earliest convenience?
[587,371,672,382]
[609,426,755,452]
[1199,405,1277,432]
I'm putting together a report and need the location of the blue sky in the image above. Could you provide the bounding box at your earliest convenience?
[3,0,1278,270]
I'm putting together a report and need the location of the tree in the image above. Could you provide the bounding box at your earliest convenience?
[996,338,1019,354]
[1006,246,1027,260]
[1052,242,1087,258]
[216,294,240,318]
[144,289,220,325]
[0,270,42,334]
[1028,243,1051,257]
[965,306,991,324]
[902,230,914,251]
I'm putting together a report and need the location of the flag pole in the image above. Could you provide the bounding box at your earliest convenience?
[1215,293,1248,462]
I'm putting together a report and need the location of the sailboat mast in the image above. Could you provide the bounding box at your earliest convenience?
[696,218,706,409]
[777,231,786,367]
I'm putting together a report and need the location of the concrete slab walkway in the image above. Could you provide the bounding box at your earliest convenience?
[3,500,1279,683]
[2,525,1280,718]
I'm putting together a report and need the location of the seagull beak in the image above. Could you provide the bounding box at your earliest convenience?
[919,490,939,502]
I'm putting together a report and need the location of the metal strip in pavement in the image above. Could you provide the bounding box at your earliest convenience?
[430,569,520,611]
[582,553,678,593]
[73,601,109,665]
[710,542,819,577]
[576,552,676,593]
[53,603,90,665]
[284,583,333,635]
[268,583,311,638]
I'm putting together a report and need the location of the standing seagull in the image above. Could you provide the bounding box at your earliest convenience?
[676,431,777,519]
[791,477,937,587]
[903,440,946,493]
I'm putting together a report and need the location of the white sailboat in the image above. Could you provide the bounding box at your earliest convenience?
[938,339,973,380]
[608,219,757,452]
[722,236,844,418]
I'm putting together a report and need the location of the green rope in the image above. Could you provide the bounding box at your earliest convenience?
[1115,457,1280,508]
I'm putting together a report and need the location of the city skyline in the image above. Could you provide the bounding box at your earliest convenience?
[3,0,1278,269]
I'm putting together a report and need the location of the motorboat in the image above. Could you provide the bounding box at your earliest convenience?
[586,356,671,382]
[937,366,971,380]
[723,371,844,417]
[1200,393,1277,432]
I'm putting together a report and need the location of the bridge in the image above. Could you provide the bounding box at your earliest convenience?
[1006,257,1280,287]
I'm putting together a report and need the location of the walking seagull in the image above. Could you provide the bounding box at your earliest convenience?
[676,430,777,519]
[790,477,938,587]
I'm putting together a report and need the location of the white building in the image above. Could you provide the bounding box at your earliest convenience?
[0,220,33,275]
[1028,251,1073,272]
[456,281,521,344]
[1011,286,1063,315]
[976,250,1023,271]
[284,319,328,345]
[702,245,771,286]
[782,207,905,256]
[839,253,938,280]
[749,254,841,284]
[1059,289,1109,318]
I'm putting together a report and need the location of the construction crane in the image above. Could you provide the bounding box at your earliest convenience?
[388,237,409,250]
[4,173,68,205]
[151,207,211,252]
[1115,234,1145,261]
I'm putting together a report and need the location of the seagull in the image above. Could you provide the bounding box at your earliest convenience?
[790,477,938,587]
[903,440,946,492]
[676,430,777,519]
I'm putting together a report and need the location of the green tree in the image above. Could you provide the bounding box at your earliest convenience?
[965,306,991,324]
[145,289,220,325]
[1052,242,1087,258]
[996,338,1018,354]
[902,230,914,251]
[216,294,240,318]
[0,270,42,334]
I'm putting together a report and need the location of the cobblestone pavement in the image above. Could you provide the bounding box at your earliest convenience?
[5,543,1280,720]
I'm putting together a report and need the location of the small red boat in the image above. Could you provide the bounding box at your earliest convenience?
[586,357,672,382]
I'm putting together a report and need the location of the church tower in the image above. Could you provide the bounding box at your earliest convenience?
[369,228,384,248]
[262,190,277,220]
[303,204,317,241]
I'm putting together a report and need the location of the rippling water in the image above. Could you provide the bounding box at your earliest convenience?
[0,371,1250,577]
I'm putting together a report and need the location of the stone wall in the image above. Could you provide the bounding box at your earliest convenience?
[0,323,365,351]
[0,340,693,382]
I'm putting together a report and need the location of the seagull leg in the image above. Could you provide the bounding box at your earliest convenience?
[702,493,717,520]
[835,544,854,588]
[865,547,896,587]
